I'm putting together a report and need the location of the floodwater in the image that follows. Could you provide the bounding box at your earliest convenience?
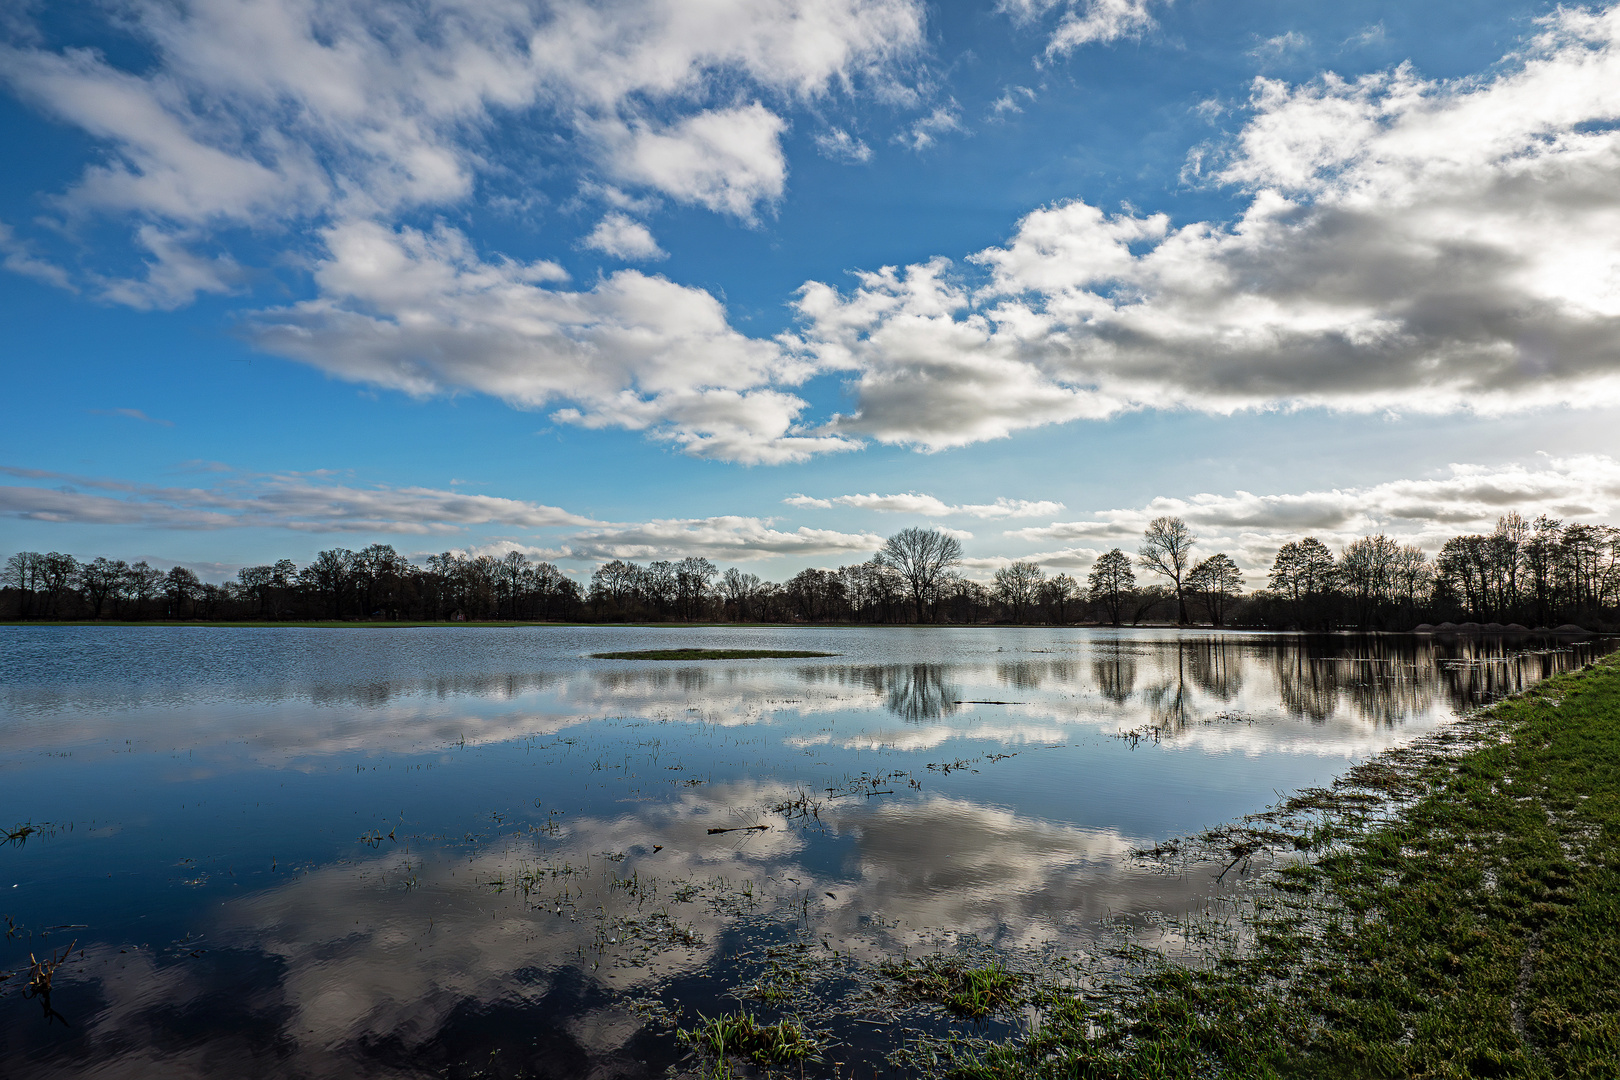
[1,626,1611,1078]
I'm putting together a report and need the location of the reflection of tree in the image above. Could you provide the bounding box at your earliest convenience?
[878,665,960,723]
[1140,677,1189,729]
[1269,635,1438,726]
[1184,638,1242,700]
[1091,645,1137,705]
[309,670,563,706]
[996,662,1042,691]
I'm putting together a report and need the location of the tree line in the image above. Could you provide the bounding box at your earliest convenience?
[3,514,1617,629]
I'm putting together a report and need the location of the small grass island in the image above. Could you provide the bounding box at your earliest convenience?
[589,647,837,660]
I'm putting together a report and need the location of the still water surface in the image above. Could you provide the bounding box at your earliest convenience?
[1,626,1611,1078]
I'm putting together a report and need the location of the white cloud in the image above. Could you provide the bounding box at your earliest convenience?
[0,0,927,288]
[248,221,858,464]
[788,492,1064,518]
[565,516,883,560]
[813,127,873,163]
[1251,31,1311,58]
[598,105,788,221]
[896,104,964,151]
[795,10,1620,449]
[990,85,1036,116]
[0,465,596,534]
[0,221,72,289]
[1005,454,1620,577]
[999,0,1162,58]
[98,225,243,310]
[579,212,666,261]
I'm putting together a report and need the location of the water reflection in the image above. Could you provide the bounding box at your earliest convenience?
[2,626,1612,1078]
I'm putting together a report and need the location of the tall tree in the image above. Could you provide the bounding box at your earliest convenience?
[126,561,164,618]
[38,552,80,618]
[1087,548,1136,626]
[1138,517,1196,624]
[878,528,964,622]
[77,556,123,618]
[1041,573,1082,625]
[300,548,355,619]
[2,552,46,617]
[674,557,718,620]
[164,566,201,619]
[993,561,1044,622]
[1187,553,1244,625]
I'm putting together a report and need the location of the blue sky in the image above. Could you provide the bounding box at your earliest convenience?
[4,0,1620,584]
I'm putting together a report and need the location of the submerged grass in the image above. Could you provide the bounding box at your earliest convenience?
[590,648,838,660]
[679,1011,819,1072]
[882,958,1026,1020]
[940,653,1620,1079]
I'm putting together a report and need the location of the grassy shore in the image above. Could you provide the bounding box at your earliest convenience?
[937,652,1620,1079]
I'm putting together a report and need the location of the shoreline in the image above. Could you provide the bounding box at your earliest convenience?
[901,652,1620,1078]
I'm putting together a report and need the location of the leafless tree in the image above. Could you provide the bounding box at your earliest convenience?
[993,561,1044,622]
[1086,548,1136,626]
[1137,517,1196,623]
[1041,572,1082,624]
[879,527,964,622]
[1187,553,1243,625]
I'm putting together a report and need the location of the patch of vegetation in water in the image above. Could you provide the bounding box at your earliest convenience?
[932,654,1620,1079]
[678,1010,820,1070]
[881,957,1026,1019]
[589,648,838,660]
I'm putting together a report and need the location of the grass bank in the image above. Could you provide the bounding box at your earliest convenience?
[931,653,1620,1079]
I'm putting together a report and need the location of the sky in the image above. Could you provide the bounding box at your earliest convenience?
[4,0,1620,586]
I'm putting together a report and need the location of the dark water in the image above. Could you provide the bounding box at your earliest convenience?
[1,626,1611,1078]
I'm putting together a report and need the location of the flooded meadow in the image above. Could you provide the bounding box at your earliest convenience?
[1,626,1612,1079]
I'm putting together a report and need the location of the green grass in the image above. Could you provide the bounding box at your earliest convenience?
[589,648,838,660]
[883,958,1027,1019]
[678,1011,819,1073]
[943,654,1620,1079]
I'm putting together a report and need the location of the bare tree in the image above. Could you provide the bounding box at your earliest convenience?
[126,561,164,618]
[879,527,964,622]
[1187,553,1244,625]
[1086,548,1136,626]
[993,561,1044,622]
[1041,573,1082,624]
[675,557,718,620]
[77,557,123,618]
[164,566,201,619]
[1137,517,1196,624]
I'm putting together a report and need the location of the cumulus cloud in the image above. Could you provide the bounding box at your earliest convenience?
[597,105,788,221]
[247,221,858,464]
[564,515,883,561]
[579,212,666,261]
[787,492,1064,518]
[0,0,926,291]
[795,9,1620,449]
[0,465,596,534]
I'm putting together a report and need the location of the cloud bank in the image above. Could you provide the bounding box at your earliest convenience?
[797,9,1620,451]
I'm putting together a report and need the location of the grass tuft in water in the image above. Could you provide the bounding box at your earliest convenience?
[882,958,1026,1019]
[678,1011,819,1071]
